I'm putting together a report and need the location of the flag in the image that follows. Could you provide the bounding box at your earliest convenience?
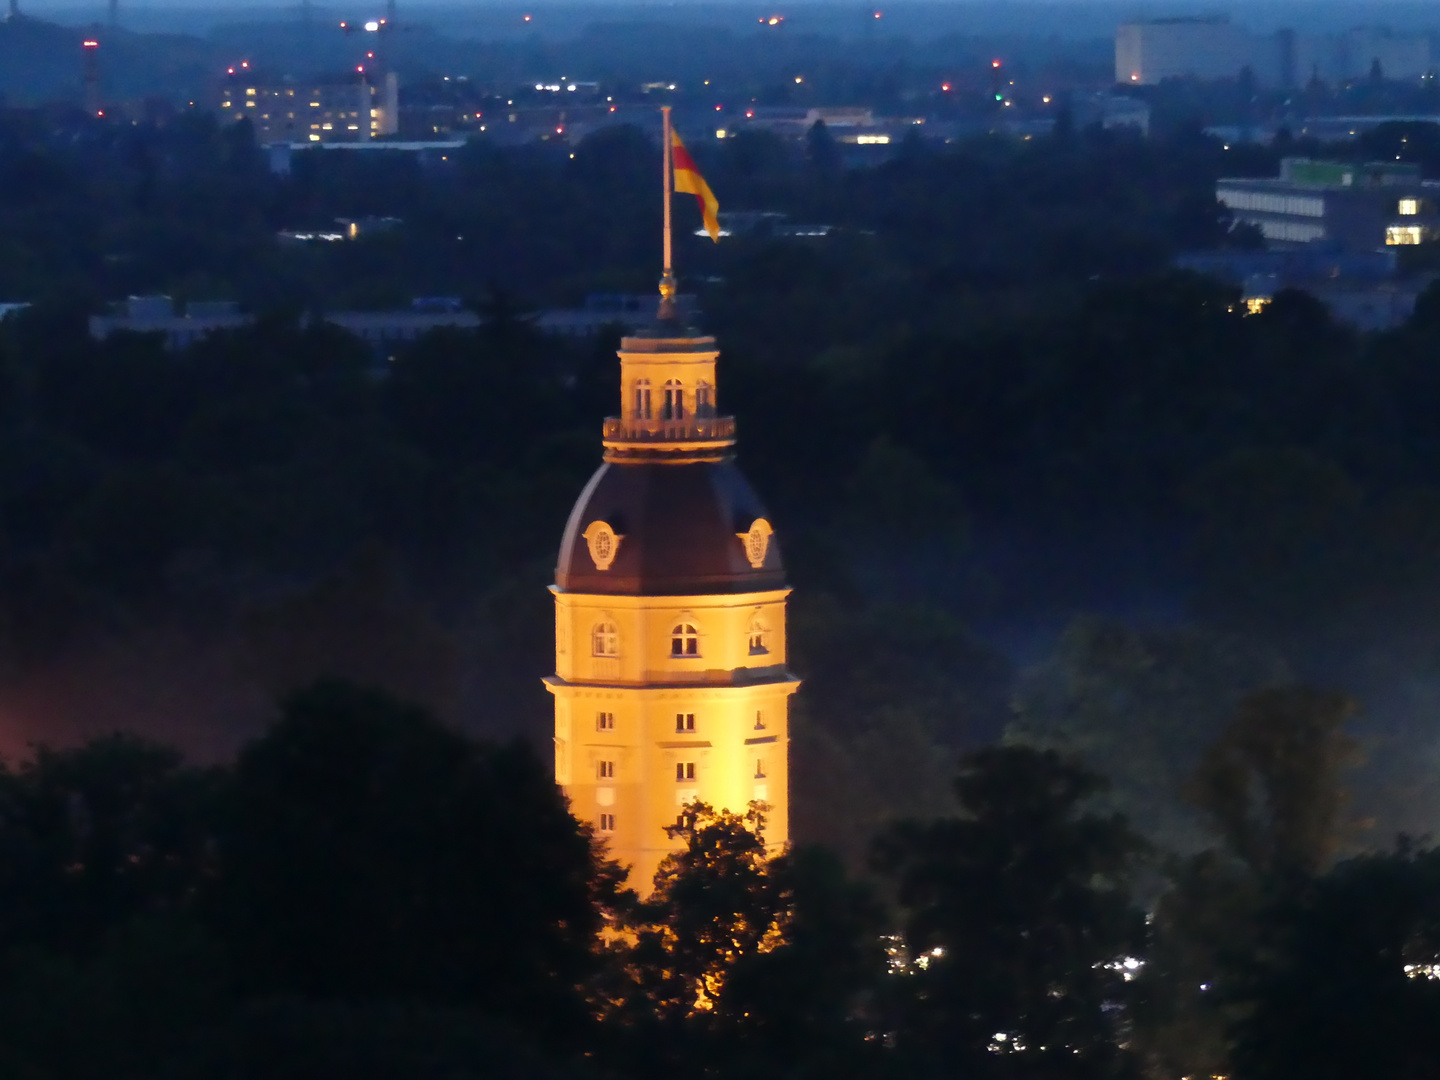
[671,129,721,242]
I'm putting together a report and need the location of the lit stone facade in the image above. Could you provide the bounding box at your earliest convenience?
[546,316,798,893]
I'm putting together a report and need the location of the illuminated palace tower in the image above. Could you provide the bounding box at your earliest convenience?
[546,117,798,890]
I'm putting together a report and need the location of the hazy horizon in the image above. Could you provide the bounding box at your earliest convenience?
[18,0,1440,40]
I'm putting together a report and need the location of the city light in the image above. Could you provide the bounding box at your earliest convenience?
[364,20,379,31]
[941,82,951,92]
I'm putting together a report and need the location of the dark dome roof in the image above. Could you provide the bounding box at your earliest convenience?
[556,460,786,595]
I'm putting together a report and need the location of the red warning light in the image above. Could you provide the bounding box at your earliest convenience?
[992,59,1002,68]
[241,60,249,68]
[941,82,951,92]
[357,65,365,72]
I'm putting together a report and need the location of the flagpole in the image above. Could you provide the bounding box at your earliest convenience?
[660,104,676,319]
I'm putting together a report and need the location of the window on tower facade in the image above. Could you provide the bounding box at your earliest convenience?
[755,758,767,778]
[633,380,652,419]
[755,709,767,730]
[597,711,615,731]
[662,380,685,420]
[748,614,769,654]
[671,623,699,656]
[694,380,713,416]
[599,813,615,832]
[598,760,615,779]
[592,622,618,656]
[676,761,696,781]
[675,712,695,733]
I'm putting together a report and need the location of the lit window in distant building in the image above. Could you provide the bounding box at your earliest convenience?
[671,623,699,656]
[1400,198,1420,215]
[676,761,696,781]
[1245,296,1271,315]
[592,622,619,656]
[1388,225,1425,245]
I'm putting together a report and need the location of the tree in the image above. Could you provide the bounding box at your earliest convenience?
[1009,616,1290,858]
[602,802,882,1080]
[1132,685,1361,1079]
[205,681,620,1039]
[1190,685,1360,880]
[0,735,217,959]
[1232,845,1440,1080]
[874,747,1146,1080]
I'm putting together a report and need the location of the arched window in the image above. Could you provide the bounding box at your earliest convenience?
[592,621,618,657]
[662,379,685,421]
[670,623,699,657]
[632,379,652,420]
[694,380,713,417]
[748,614,769,655]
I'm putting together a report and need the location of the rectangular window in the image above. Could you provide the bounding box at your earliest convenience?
[755,710,766,730]
[676,761,695,781]
[598,760,615,779]
[599,813,615,832]
[597,711,615,731]
[676,713,695,733]
[1400,198,1420,216]
[755,758,766,778]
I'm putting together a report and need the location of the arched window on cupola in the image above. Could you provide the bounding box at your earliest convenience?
[662,380,685,421]
[694,380,714,417]
[670,622,700,657]
[633,380,652,420]
[592,621,619,657]
[747,613,770,655]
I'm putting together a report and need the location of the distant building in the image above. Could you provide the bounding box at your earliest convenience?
[1116,17,1278,85]
[220,71,399,144]
[1177,246,1430,330]
[1218,158,1440,249]
[1071,92,1150,135]
[87,294,674,352]
[1116,17,1433,87]
[89,296,248,350]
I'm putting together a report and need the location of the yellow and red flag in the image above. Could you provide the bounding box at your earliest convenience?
[671,130,721,242]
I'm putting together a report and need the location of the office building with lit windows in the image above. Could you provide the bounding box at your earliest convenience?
[219,71,399,143]
[545,295,798,894]
[1218,158,1440,250]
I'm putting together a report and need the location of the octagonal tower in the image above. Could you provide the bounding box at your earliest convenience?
[545,304,799,892]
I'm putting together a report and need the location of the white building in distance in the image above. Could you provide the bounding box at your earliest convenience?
[1116,17,1433,87]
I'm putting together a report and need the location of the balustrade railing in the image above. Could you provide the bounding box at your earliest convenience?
[602,416,737,442]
